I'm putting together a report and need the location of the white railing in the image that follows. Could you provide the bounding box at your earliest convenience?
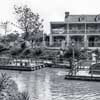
[52,29,100,34]
[86,30,100,33]
[69,30,100,33]
[69,30,85,34]
[52,30,67,34]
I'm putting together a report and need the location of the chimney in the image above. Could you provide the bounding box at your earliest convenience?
[65,12,69,18]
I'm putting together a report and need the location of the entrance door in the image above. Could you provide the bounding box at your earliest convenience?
[88,36,100,47]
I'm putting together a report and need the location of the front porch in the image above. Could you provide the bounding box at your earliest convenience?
[49,35,100,49]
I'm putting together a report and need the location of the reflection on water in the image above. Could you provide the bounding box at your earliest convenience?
[0,68,100,100]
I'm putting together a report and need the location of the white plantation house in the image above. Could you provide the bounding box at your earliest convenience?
[49,12,100,49]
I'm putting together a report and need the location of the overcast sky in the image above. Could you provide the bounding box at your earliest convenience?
[0,0,100,34]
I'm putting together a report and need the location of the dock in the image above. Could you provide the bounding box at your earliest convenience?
[65,70,100,82]
[65,75,100,82]
[0,64,46,71]
[0,57,46,71]
[65,60,100,82]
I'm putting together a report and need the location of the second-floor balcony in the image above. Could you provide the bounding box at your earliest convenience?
[52,29,100,34]
[68,29,100,34]
[86,29,100,33]
[69,30,85,34]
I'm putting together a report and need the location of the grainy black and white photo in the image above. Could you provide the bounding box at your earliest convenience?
[0,0,100,100]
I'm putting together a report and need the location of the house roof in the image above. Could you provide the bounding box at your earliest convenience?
[65,15,100,23]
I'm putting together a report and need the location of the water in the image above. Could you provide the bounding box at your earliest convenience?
[0,68,100,100]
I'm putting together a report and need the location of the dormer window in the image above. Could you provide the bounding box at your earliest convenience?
[78,16,85,22]
[95,14,100,21]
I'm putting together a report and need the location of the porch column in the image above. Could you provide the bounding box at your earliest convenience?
[84,34,88,48]
[84,22,88,48]
[50,34,53,46]
[67,34,70,46]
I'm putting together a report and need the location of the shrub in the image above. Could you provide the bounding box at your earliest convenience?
[0,73,30,100]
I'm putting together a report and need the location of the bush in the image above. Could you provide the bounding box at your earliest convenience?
[63,46,81,60]
[0,73,18,100]
[31,47,43,58]
[10,46,22,57]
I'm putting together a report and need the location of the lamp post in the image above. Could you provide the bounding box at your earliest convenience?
[0,21,9,44]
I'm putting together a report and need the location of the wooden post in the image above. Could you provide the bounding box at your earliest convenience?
[16,57,17,66]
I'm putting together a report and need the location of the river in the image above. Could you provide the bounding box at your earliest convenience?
[0,68,100,100]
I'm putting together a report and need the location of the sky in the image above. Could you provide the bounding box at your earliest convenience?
[0,0,100,34]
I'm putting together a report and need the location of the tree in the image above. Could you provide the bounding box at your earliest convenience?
[14,5,44,40]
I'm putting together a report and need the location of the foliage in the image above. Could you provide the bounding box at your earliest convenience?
[0,42,9,54]
[63,45,81,70]
[16,92,30,100]
[10,46,22,57]
[40,49,59,60]
[0,73,18,100]
[20,41,27,49]
[10,41,27,57]
[10,42,44,58]
[0,73,30,100]
[0,73,10,92]
[0,43,6,50]
[63,46,81,60]
[14,5,44,40]
[19,48,32,58]
[6,33,19,42]
[94,48,100,60]
[31,47,43,58]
